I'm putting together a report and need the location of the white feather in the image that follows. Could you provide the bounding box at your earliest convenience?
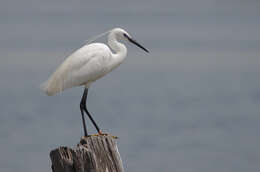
[41,43,112,95]
[41,28,148,96]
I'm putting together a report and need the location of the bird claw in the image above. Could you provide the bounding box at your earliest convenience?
[84,131,118,139]
[81,131,118,139]
[98,130,107,135]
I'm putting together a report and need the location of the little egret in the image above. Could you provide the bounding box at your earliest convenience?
[41,28,149,137]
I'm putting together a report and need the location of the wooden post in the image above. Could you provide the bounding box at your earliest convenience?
[50,135,124,172]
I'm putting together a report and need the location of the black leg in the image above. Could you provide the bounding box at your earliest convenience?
[80,108,88,137]
[81,88,101,134]
[80,89,88,137]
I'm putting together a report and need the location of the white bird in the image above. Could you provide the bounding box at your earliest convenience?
[41,28,149,137]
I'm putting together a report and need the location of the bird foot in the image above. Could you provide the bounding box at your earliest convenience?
[86,131,118,139]
[98,130,106,135]
[81,131,118,139]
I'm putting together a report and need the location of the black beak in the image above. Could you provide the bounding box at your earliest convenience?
[124,34,149,53]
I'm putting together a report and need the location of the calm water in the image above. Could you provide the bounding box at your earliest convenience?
[1,1,260,171]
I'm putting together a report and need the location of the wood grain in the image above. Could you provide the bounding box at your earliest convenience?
[50,135,124,172]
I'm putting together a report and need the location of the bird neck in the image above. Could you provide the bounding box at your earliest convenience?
[108,32,127,59]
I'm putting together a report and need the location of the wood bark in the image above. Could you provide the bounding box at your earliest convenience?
[50,135,124,172]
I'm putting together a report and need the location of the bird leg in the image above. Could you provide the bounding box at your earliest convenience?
[80,89,88,137]
[80,108,88,137]
[81,88,103,135]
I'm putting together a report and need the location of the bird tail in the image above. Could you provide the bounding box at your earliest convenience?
[40,74,64,96]
[40,80,57,96]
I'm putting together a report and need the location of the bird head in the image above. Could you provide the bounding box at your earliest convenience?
[112,28,149,53]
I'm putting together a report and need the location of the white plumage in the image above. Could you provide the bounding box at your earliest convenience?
[42,28,148,96]
[41,43,114,95]
[41,27,148,136]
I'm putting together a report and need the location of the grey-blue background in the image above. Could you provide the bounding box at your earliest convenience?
[1,0,260,171]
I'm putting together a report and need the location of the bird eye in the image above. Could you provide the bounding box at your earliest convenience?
[123,33,129,39]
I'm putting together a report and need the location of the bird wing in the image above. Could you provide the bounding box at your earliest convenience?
[41,43,111,96]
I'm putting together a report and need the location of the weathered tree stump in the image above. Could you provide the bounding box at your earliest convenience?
[50,135,124,172]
